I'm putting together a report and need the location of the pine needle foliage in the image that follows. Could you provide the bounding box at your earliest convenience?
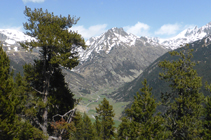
[0,45,45,139]
[203,83,211,139]
[158,45,204,140]
[19,6,87,137]
[96,98,116,140]
[118,79,166,140]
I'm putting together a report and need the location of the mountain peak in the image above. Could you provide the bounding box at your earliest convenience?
[110,27,124,32]
[0,29,34,45]
[105,27,128,37]
[78,27,140,62]
[156,22,211,50]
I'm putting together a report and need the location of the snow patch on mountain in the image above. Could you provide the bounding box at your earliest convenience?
[5,39,16,45]
[78,27,139,62]
[147,22,211,50]
[1,22,211,63]
[0,29,34,46]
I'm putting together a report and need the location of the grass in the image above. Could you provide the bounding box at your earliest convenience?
[75,90,130,128]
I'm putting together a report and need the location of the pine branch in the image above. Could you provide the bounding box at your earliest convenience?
[52,108,77,137]
[52,108,77,122]
[32,117,44,131]
[32,87,44,95]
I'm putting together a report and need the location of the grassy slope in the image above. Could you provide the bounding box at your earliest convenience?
[74,89,130,127]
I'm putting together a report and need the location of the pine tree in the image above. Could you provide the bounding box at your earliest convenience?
[20,6,87,137]
[203,83,211,139]
[96,98,115,140]
[0,45,44,139]
[118,79,166,140]
[0,45,18,139]
[94,115,102,139]
[158,45,204,139]
[71,112,84,140]
[117,117,130,140]
[82,112,95,140]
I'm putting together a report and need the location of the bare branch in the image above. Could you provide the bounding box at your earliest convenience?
[52,108,77,122]
[52,108,77,136]
[32,87,44,95]
[33,117,44,131]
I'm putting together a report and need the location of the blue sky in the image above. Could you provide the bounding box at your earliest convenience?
[1,0,211,40]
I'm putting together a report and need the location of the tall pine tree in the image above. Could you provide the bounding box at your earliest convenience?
[82,112,95,140]
[96,98,115,140]
[71,112,84,140]
[159,45,204,139]
[203,83,211,139]
[118,79,166,140]
[0,45,44,139]
[94,115,102,139]
[20,6,86,137]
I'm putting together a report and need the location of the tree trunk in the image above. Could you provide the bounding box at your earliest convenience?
[43,92,48,136]
[42,48,50,137]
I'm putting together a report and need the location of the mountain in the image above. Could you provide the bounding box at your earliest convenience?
[1,23,211,123]
[146,22,211,50]
[1,21,211,96]
[66,27,167,95]
[110,35,211,102]
[0,29,39,75]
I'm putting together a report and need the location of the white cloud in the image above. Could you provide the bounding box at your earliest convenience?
[22,0,45,3]
[155,23,181,35]
[183,24,196,30]
[124,22,150,37]
[71,24,107,40]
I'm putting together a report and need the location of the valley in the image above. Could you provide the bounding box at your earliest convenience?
[1,21,211,126]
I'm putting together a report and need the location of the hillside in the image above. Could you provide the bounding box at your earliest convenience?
[110,35,211,103]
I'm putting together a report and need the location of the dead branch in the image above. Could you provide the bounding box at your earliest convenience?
[52,108,76,122]
[33,117,44,131]
[32,87,44,95]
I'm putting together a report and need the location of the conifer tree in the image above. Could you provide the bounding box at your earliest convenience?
[0,45,44,139]
[94,115,102,139]
[20,6,86,137]
[204,96,211,139]
[82,112,95,140]
[117,117,131,140]
[71,112,96,140]
[96,98,115,140]
[118,79,166,140]
[0,45,19,139]
[203,83,211,139]
[158,45,204,139]
[71,112,84,140]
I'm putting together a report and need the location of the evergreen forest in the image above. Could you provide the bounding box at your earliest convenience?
[1,7,211,140]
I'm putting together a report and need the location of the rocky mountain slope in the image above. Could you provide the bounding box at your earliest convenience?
[110,35,211,102]
[1,22,211,96]
[0,29,39,75]
[66,28,167,95]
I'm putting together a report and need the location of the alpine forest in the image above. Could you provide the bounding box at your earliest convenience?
[1,6,211,140]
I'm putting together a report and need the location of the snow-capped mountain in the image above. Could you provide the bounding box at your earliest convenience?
[146,22,211,50]
[0,29,38,74]
[67,27,167,95]
[0,29,34,52]
[78,27,164,63]
[0,29,33,44]
[2,21,211,96]
[111,34,211,102]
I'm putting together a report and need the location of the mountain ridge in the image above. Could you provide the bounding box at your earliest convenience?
[146,22,211,50]
[1,21,211,96]
[110,34,211,102]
